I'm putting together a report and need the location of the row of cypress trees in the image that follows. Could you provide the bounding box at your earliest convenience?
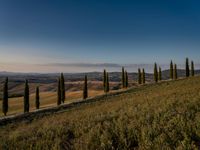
[2,79,40,115]
[154,63,159,82]
[2,72,65,115]
[170,58,194,80]
[154,58,195,83]
[186,58,195,77]
[170,61,178,80]
[138,68,145,84]
[1,58,196,116]
[121,67,128,88]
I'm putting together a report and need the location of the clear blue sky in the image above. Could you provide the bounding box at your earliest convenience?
[1,0,200,71]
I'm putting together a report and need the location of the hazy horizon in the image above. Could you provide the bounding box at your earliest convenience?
[1,0,200,72]
[0,62,199,73]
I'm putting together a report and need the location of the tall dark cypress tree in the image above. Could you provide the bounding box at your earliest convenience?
[2,77,8,116]
[138,68,142,84]
[142,68,145,84]
[154,63,158,83]
[170,60,173,79]
[191,61,194,76]
[122,67,125,88]
[24,80,29,113]
[60,73,65,103]
[83,75,88,99]
[103,69,106,92]
[106,72,110,92]
[158,67,162,81]
[125,71,128,88]
[35,86,40,109]
[174,64,177,80]
[57,78,61,105]
[106,72,110,93]
[186,57,190,77]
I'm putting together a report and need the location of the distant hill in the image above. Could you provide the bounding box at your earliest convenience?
[0,70,199,99]
[0,69,199,82]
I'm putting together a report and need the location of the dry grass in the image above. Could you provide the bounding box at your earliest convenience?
[1,76,200,149]
[0,90,106,116]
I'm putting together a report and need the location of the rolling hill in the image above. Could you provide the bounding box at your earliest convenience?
[1,76,200,149]
[0,69,199,99]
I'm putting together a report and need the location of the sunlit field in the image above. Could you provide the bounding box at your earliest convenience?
[0,81,126,116]
[0,90,105,116]
[1,76,200,149]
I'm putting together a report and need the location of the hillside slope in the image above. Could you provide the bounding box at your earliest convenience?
[1,76,200,149]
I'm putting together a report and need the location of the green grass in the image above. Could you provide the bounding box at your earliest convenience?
[1,76,200,149]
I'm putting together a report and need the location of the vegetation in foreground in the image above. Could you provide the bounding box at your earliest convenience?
[1,76,200,149]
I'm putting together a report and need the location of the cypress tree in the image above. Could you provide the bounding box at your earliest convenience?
[125,71,128,88]
[83,75,88,99]
[170,60,173,79]
[57,78,61,105]
[158,67,162,81]
[106,72,110,93]
[174,64,177,80]
[103,69,106,92]
[122,67,125,88]
[60,73,65,103]
[191,61,194,76]
[154,63,158,83]
[186,58,190,77]
[138,68,142,84]
[142,68,145,84]
[35,86,40,109]
[24,80,29,113]
[2,77,8,116]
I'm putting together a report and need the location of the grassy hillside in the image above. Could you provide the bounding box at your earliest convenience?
[0,90,105,116]
[1,76,200,149]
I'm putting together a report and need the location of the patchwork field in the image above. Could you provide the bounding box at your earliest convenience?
[0,80,134,116]
[1,76,200,149]
[0,90,105,116]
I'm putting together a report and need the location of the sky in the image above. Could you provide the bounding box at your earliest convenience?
[1,0,200,72]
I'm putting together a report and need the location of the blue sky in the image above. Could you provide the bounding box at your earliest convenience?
[1,0,200,72]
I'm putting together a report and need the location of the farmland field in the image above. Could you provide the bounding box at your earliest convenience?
[1,76,200,149]
[0,90,104,116]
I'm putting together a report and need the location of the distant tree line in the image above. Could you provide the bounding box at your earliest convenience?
[1,57,196,116]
